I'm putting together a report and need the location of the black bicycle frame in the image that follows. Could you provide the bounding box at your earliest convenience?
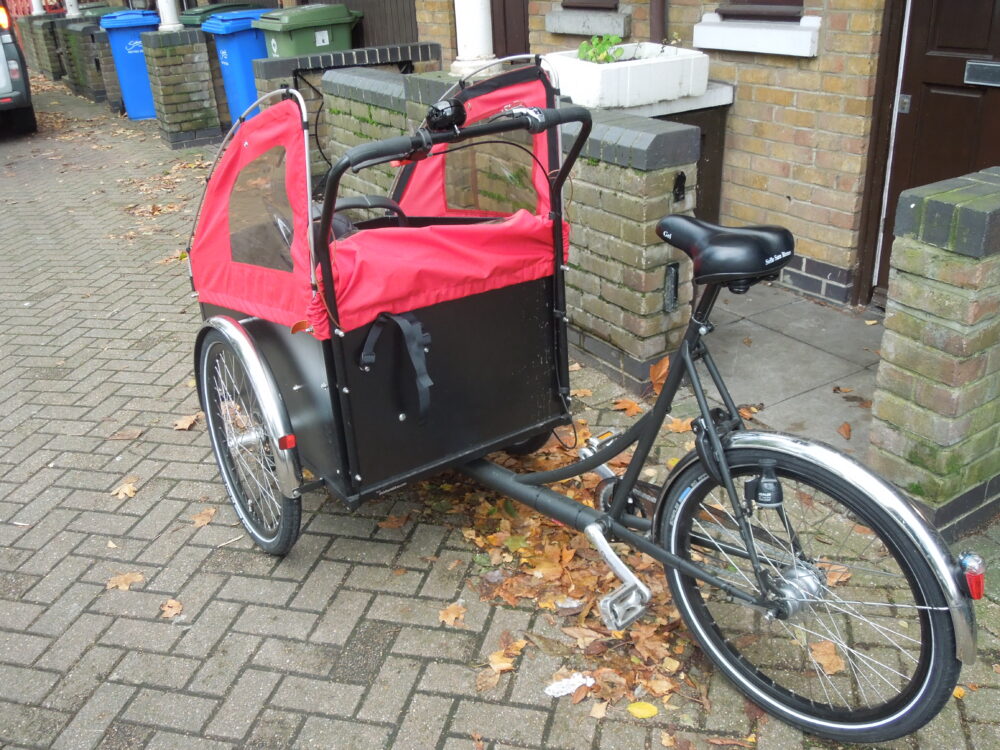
[460,281,775,609]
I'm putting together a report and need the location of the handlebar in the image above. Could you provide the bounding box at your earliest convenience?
[343,105,592,172]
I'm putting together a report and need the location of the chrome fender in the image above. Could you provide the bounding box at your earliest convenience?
[196,316,301,499]
[654,430,977,664]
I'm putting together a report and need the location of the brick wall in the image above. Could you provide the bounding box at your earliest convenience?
[93,29,123,114]
[142,29,222,149]
[15,15,38,72]
[31,16,63,80]
[869,169,1000,538]
[414,0,455,66]
[666,0,884,303]
[318,68,700,390]
[529,1,651,54]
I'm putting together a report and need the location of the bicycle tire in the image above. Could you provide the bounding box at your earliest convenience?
[658,446,960,743]
[199,329,301,555]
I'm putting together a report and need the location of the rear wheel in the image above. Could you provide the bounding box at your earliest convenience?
[5,106,37,135]
[199,328,300,555]
[658,446,960,743]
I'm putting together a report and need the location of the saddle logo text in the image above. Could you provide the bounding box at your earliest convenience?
[764,250,791,265]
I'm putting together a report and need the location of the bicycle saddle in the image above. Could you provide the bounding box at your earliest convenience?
[656,215,794,289]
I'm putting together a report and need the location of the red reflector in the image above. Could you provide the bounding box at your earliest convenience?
[965,571,985,600]
[0,7,10,30]
[277,434,296,450]
[0,97,11,104]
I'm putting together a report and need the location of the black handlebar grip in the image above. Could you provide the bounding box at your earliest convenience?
[346,134,420,169]
[526,106,592,133]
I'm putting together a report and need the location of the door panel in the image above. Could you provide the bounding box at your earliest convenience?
[877,0,1000,292]
[491,0,529,58]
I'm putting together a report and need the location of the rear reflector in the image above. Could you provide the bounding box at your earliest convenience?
[959,552,985,600]
[0,8,10,30]
[277,434,296,450]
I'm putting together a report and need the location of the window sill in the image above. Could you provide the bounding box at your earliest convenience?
[692,12,820,57]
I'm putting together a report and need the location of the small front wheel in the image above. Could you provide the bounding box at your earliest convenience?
[658,446,961,743]
[199,327,301,555]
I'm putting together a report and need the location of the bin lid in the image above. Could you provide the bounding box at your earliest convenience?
[99,10,160,29]
[201,7,268,34]
[179,2,256,27]
[252,4,361,33]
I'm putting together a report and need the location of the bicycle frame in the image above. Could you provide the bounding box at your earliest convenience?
[461,281,776,610]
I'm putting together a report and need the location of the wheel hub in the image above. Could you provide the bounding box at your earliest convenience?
[772,562,824,619]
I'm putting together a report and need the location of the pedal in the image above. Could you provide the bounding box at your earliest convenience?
[584,523,651,630]
[578,430,621,480]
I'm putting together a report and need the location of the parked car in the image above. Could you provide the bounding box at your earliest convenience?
[0,0,37,135]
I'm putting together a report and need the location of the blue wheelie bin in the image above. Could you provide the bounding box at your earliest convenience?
[202,8,269,122]
[100,10,159,120]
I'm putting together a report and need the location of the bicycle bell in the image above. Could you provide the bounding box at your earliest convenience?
[426,98,466,131]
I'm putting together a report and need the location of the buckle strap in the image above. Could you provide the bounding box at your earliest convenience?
[359,312,433,423]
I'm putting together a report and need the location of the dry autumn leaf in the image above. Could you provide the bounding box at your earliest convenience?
[742,336,753,347]
[111,476,139,500]
[590,701,608,719]
[108,427,143,441]
[475,668,501,692]
[707,740,755,748]
[439,601,467,628]
[953,686,966,699]
[159,599,183,619]
[173,412,203,431]
[660,731,676,747]
[471,732,486,750]
[191,507,217,528]
[649,356,670,396]
[864,319,879,326]
[378,513,410,529]
[571,388,593,398]
[612,398,643,417]
[837,422,852,441]
[106,572,144,591]
[817,561,853,586]
[568,362,583,372]
[627,701,659,719]
[571,683,590,704]
[809,640,845,675]
[664,417,693,433]
[832,386,853,394]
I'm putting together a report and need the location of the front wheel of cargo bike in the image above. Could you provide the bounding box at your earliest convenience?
[657,446,960,744]
[199,328,301,556]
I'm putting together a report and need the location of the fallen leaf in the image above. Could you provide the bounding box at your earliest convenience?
[817,561,852,586]
[992,663,1000,674]
[173,412,203,430]
[857,399,873,409]
[571,683,590,704]
[106,572,144,591]
[568,362,583,371]
[707,740,754,748]
[650,355,670,395]
[378,513,410,529]
[392,568,408,576]
[439,602,466,627]
[953,686,966,699]
[612,398,643,417]
[832,386,853,394]
[664,417,693,433]
[865,319,879,326]
[447,559,462,571]
[471,732,485,750]
[159,599,183,618]
[186,378,197,388]
[809,640,845,675]
[590,701,608,719]
[475,668,501,692]
[111,478,139,499]
[742,336,753,347]
[108,427,143,441]
[191,507,217,528]
[106,540,118,549]
[627,701,659,719]
[571,388,593,398]
[660,731,676,747]
[488,650,516,673]
[837,422,852,441]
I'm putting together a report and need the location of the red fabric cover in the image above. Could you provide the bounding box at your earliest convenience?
[396,78,554,218]
[307,211,562,333]
[190,99,313,331]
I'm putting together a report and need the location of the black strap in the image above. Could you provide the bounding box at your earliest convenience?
[359,312,433,423]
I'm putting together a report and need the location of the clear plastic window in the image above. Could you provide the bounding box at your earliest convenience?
[228,145,295,271]
[444,133,540,215]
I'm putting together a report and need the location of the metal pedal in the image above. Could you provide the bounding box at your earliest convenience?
[584,523,651,630]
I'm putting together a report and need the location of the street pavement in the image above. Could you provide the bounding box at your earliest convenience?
[1,83,998,750]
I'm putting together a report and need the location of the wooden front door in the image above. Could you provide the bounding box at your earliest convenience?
[491,0,530,58]
[875,0,1000,295]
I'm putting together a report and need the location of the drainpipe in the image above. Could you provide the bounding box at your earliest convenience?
[64,0,81,19]
[650,0,668,43]
[29,0,44,16]
[157,0,184,32]
[449,0,497,78]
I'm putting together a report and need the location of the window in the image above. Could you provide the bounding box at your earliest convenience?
[228,146,295,272]
[715,1,802,22]
[562,0,619,10]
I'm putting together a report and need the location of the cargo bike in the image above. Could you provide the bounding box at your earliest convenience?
[188,62,981,742]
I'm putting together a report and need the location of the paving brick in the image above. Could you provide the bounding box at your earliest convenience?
[50,681,134,750]
[244,708,303,749]
[232,605,318,640]
[123,688,218,733]
[357,655,422,722]
[109,651,200,690]
[0,699,70,747]
[45,645,124,713]
[392,692,454,750]
[252,638,339,677]
[189,632,261,697]
[295,716,392,749]
[310,589,372,645]
[204,668,282,741]
[450,700,549,746]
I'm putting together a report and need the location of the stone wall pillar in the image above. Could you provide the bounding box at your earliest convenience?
[16,16,39,72]
[142,29,221,149]
[93,29,123,114]
[870,168,1000,537]
[31,16,64,80]
[449,0,495,77]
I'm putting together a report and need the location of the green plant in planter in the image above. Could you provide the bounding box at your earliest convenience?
[578,34,624,63]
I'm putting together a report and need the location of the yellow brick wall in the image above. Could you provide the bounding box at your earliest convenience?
[668,0,884,274]
[528,1,652,54]
[414,0,456,65]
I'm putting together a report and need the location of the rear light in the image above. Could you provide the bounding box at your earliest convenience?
[0,7,10,31]
[958,551,985,600]
[8,59,20,80]
[277,434,296,450]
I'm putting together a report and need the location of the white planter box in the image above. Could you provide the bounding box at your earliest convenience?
[543,43,709,108]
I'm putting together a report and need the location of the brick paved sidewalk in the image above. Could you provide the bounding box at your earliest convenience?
[1,85,998,750]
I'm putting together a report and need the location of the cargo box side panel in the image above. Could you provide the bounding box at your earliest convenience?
[341,278,568,490]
